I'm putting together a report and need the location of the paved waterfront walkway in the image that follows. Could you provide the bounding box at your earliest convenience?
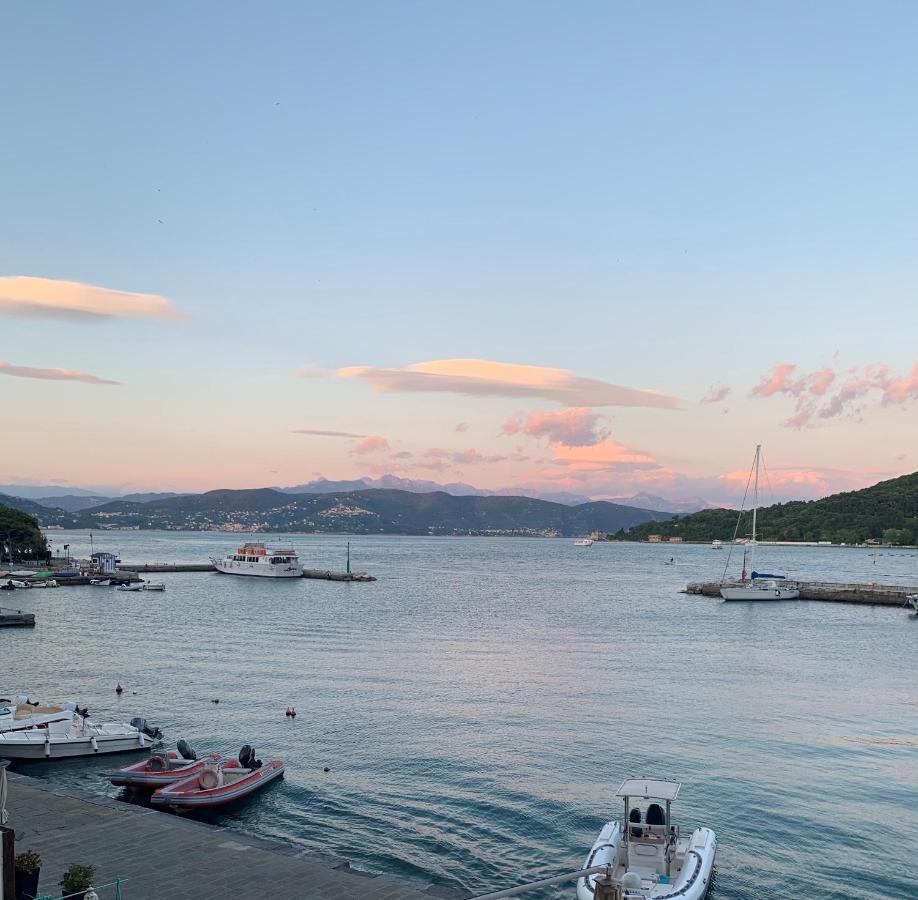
[5,772,460,900]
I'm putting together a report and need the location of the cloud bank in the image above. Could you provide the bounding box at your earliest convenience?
[0,276,185,322]
[338,359,677,408]
[0,359,121,385]
[501,407,609,446]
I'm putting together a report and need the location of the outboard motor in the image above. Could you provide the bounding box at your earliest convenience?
[238,744,262,770]
[130,717,163,740]
[177,739,197,761]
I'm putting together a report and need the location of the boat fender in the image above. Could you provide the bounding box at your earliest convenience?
[775,589,781,597]
[91,736,98,752]
[150,752,168,771]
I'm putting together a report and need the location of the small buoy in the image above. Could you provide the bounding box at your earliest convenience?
[323,766,330,773]
[115,683,123,695]
[212,698,219,704]
[132,691,138,695]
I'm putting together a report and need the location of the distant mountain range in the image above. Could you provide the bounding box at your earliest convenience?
[2,476,709,512]
[0,488,673,537]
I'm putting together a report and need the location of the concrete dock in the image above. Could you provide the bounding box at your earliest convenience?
[0,605,35,627]
[3,771,458,900]
[684,580,916,606]
[119,564,377,582]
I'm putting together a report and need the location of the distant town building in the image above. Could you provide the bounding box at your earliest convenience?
[668,536,683,543]
[647,534,663,543]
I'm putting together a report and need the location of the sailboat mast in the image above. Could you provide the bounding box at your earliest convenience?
[750,444,760,575]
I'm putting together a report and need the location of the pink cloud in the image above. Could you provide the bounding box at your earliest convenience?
[0,359,121,385]
[0,275,185,322]
[700,385,731,404]
[750,360,918,428]
[501,407,608,446]
[350,435,390,456]
[337,358,678,408]
[454,422,469,432]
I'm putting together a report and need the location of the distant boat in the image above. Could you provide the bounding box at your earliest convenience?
[574,538,594,547]
[720,445,800,601]
[142,583,166,592]
[116,583,144,592]
[712,540,724,550]
[89,578,111,586]
[907,593,918,614]
[211,542,302,578]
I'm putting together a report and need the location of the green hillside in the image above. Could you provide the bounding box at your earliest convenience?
[611,471,918,545]
[0,502,49,563]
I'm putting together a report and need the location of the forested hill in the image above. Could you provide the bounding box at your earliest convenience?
[611,471,918,545]
[0,502,49,562]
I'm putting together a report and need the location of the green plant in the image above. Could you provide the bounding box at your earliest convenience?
[59,864,95,895]
[15,850,42,872]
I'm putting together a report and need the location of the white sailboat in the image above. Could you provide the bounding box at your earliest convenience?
[720,445,800,601]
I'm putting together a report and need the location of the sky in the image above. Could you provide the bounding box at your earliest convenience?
[2,2,918,506]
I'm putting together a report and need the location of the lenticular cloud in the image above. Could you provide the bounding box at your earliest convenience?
[0,275,185,322]
[337,359,678,409]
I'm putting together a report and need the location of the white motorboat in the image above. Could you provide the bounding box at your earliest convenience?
[711,540,723,550]
[720,445,799,602]
[116,582,144,592]
[574,538,594,547]
[0,704,162,760]
[90,578,111,586]
[211,542,302,578]
[577,779,716,900]
[27,580,57,589]
[142,583,166,592]
[0,696,86,733]
[907,593,918,614]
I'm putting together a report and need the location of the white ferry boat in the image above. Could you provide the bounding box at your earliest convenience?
[211,542,302,578]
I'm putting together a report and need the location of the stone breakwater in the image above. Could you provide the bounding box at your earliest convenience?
[683,580,915,606]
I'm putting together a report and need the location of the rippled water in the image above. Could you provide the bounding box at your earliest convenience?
[3,532,917,898]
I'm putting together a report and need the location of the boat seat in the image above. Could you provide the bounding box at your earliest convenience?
[646,803,665,826]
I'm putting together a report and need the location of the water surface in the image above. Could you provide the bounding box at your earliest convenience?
[4,533,917,898]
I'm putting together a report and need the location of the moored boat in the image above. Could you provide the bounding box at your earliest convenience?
[574,538,594,547]
[211,543,302,578]
[111,741,222,789]
[116,582,144,592]
[142,583,166,592]
[0,708,162,760]
[577,779,716,900]
[720,445,800,602]
[90,578,112,586]
[151,745,284,809]
[907,593,918,614]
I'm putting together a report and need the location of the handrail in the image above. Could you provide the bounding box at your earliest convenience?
[469,864,612,899]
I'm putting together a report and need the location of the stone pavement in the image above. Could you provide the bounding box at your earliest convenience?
[5,772,464,900]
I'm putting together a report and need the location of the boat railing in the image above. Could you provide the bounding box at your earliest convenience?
[470,864,614,899]
[35,876,127,900]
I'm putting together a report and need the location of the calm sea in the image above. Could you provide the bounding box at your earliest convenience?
[3,532,917,899]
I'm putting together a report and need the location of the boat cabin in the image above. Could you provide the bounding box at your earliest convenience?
[228,543,298,564]
[618,779,681,879]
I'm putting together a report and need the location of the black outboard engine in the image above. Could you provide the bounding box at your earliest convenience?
[130,717,163,740]
[238,744,262,770]
[177,739,197,761]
